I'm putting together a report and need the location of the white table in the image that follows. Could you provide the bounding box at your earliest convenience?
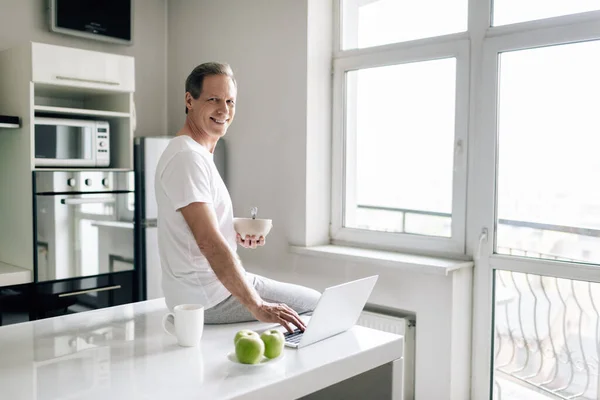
[0,299,404,400]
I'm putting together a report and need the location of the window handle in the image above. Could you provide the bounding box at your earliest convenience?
[476,228,489,261]
[454,139,464,171]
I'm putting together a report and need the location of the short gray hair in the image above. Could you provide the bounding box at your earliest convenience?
[185,62,237,114]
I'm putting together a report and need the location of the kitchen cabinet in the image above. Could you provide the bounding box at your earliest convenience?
[33,271,135,320]
[0,272,135,324]
[0,283,33,326]
[0,42,136,280]
[31,43,135,92]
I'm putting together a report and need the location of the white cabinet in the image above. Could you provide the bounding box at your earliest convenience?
[31,43,135,92]
[0,41,135,275]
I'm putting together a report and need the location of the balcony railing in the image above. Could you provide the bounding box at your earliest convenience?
[494,270,600,400]
[357,205,600,399]
[357,204,600,239]
[356,204,451,234]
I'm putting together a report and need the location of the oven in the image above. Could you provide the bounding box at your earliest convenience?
[33,171,136,318]
[34,171,135,282]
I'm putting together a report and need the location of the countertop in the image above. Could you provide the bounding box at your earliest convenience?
[0,261,32,287]
[0,298,403,400]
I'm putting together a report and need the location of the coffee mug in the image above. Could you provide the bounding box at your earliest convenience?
[162,304,204,347]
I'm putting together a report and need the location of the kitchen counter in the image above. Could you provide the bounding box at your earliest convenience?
[0,298,404,399]
[0,261,32,287]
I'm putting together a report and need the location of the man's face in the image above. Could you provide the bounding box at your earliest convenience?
[186,74,237,138]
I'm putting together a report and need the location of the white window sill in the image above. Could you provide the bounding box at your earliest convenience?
[289,245,473,276]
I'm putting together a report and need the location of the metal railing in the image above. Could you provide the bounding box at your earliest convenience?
[357,205,600,399]
[357,204,600,239]
[356,204,451,234]
[494,269,600,400]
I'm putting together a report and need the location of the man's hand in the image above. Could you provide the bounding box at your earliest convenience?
[250,301,307,333]
[236,233,265,249]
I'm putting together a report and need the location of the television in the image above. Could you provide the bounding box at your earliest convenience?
[49,0,133,45]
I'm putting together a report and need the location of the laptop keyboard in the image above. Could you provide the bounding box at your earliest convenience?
[284,328,304,344]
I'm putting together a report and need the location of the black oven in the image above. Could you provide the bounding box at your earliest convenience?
[33,171,136,318]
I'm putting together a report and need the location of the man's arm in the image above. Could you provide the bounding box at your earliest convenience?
[179,202,306,332]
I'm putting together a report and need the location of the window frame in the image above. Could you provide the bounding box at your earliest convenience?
[470,10,600,400]
[333,1,600,399]
[331,3,471,257]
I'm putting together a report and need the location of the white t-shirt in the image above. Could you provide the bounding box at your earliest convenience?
[155,135,239,311]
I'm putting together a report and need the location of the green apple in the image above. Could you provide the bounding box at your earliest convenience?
[260,329,285,359]
[234,329,258,345]
[235,333,265,364]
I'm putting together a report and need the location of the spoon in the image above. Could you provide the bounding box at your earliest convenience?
[250,207,258,220]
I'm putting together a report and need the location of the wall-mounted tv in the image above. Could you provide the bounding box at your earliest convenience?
[49,0,133,45]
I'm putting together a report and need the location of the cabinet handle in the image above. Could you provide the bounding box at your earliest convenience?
[61,197,115,205]
[55,75,120,86]
[58,285,121,297]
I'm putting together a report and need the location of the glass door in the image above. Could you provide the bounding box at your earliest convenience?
[35,192,135,282]
[472,24,600,400]
[490,40,600,400]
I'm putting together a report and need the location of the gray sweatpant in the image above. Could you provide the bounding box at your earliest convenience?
[204,273,321,324]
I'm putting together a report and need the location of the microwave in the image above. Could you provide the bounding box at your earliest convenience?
[34,117,110,167]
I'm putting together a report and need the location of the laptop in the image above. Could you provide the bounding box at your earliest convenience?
[281,275,378,349]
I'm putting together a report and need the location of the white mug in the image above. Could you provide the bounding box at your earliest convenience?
[162,304,204,347]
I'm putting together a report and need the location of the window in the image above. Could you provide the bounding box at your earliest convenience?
[341,0,468,49]
[333,1,600,399]
[346,59,456,238]
[333,0,469,255]
[493,0,600,26]
[472,4,600,400]
[496,41,600,265]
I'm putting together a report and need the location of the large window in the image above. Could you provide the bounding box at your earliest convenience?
[478,4,600,400]
[333,0,469,255]
[334,1,600,399]
[486,36,600,400]
[347,59,456,237]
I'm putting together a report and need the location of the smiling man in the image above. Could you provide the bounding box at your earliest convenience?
[154,63,320,333]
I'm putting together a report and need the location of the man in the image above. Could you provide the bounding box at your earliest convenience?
[155,62,320,333]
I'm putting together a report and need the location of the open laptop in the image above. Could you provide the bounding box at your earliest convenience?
[281,275,378,349]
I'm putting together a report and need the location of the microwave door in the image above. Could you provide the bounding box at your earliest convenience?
[55,125,95,166]
[57,125,93,161]
[34,123,96,167]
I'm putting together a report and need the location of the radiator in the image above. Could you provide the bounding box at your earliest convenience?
[357,309,416,400]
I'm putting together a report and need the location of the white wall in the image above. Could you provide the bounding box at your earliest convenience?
[167,2,470,399]
[0,0,168,137]
[168,0,310,271]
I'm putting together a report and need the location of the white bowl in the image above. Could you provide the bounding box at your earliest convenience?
[233,218,273,238]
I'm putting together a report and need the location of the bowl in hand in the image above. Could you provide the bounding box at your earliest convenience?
[233,218,273,239]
